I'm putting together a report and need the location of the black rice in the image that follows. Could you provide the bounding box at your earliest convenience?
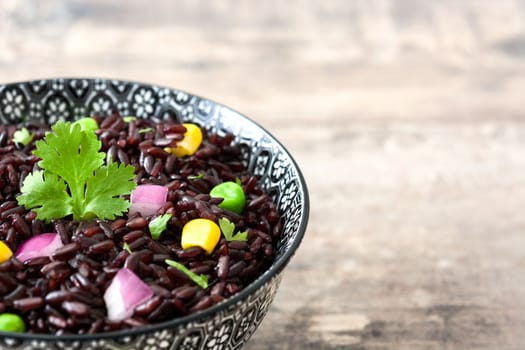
[0,110,282,334]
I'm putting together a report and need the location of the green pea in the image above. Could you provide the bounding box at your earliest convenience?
[210,181,246,214]
[0,313,26,333]
[72,117,98,132]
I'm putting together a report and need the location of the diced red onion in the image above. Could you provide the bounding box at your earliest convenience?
[103,267,153,321]
[14,233,63,262]
[129,184,168,217]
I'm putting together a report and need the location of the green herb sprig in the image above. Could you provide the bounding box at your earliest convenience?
[149,214,172,240]
[187,173,204,180]
[123,116,137,123]
[165,259,208,289]
[219,217,248,242]
[138,127,153,134]
[123,242,132,254]
[17,121,136,222]
[12,127,33,146]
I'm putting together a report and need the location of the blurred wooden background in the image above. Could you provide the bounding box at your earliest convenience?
[2,0,525,349]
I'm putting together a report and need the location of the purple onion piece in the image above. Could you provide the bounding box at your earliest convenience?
[103,267,153,321]
[14,233,63,262]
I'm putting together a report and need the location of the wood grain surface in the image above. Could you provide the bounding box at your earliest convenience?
[1,1,525,349]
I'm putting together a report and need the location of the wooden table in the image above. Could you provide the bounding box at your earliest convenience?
[1,1,525,348]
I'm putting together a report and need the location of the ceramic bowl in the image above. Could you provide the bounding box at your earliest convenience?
[0,78,308,350]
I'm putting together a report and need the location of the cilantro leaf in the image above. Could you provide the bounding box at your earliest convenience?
[83,161,136,220]
[219,217,235,239]
[72,117,98,132]
[13,128,33,146]
[17,171,72,222]
[149,213,172,240]
[33,121,104,218]
[123,116,137,123]
[218,217,248,242]
[123,242,132,254]
[34,122,104,185]
[17,121,137,222]
[187,173,204,180]
[165,259,208,289]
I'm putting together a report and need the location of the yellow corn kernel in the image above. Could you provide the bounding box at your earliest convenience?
[0,241,13,263]
[181,218,220,255]
[168,123,203,157]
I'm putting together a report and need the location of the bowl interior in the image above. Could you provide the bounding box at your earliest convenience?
[0,78,308,341]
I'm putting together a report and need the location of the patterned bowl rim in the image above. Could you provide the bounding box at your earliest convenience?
[0,78,309,341]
